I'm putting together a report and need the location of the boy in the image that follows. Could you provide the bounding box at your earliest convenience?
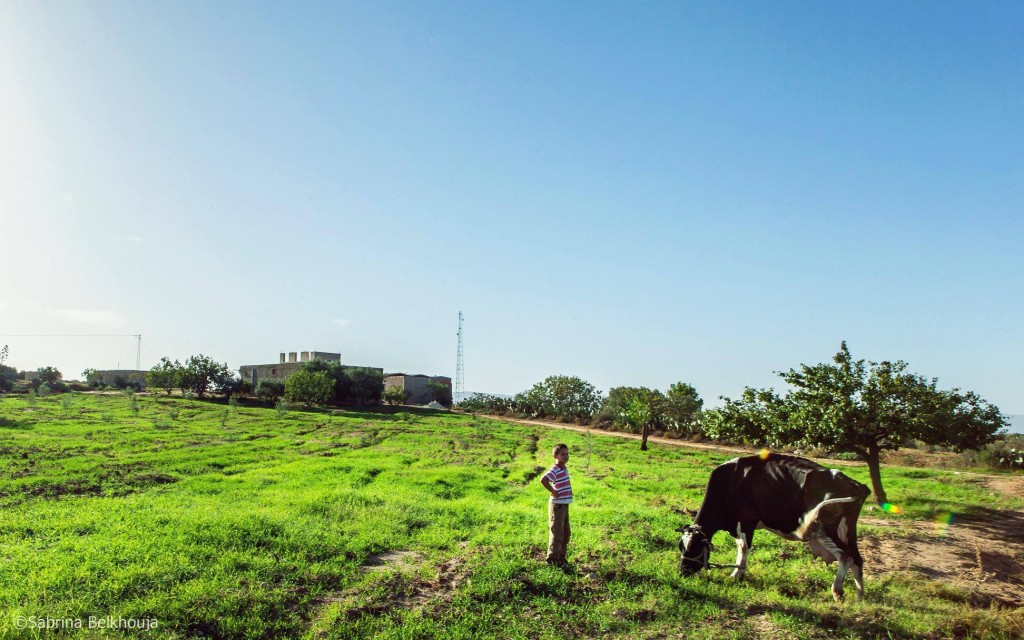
[540,443,573,566]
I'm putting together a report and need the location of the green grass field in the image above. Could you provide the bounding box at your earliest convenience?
[1,393,1021,639]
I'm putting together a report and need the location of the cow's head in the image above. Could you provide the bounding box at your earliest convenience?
[675,524,709,575]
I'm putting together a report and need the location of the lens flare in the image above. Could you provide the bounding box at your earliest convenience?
[934,510,955,535]
[881,502,903,514]
[758,448,770,460]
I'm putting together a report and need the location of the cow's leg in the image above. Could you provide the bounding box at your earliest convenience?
[730,522,755,579]
[848,517,865,603]
[831,555,851,602]
[850,561,864,603]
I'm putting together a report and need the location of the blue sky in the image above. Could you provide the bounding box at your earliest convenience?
[1,2,1022,417]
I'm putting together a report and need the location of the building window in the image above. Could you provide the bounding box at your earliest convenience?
[271,368,277,375]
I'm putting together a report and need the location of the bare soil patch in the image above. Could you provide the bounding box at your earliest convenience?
[860,508,1024,607]
[985,475,1024,499]
[362,550,421,572]
[309,547,474,634]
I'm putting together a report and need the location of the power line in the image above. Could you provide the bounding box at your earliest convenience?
[0,334,140,337]
[0,333,143,370]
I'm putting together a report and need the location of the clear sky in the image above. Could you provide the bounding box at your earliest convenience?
[1,2,1022,415]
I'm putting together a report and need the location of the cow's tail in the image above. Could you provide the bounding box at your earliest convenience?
[794,497,857,541]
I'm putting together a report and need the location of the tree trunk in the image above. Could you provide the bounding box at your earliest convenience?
[641,422,649,451]
[866,445,887,505]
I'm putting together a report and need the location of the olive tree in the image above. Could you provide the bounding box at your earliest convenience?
[285,370,334,408]
[709,342,1006,504]
[178,354,232,399]
[146,358,181,395]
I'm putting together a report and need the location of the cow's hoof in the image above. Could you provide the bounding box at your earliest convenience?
[832,588,845,603]
[729,570,745,580]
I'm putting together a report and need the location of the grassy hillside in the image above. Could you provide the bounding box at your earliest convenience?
[1,393,1021,639]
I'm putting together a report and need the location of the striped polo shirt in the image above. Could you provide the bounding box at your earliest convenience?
[543,464,573,504]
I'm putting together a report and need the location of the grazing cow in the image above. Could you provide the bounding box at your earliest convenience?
[676,453,871,602]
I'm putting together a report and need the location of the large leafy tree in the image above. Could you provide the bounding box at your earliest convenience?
[285,370,334,408]
[599,382,704,445]
[514,375,602,423]
[299,361,383,405]
[146,358,182,395]
[347,367,384,405]
[599,386,666,449]
[82,368,103,387]
[36,366,63,385]
[178,354,232,399]
[709,342,1006,504]
[664,382,704,436]
[625,388,666,451]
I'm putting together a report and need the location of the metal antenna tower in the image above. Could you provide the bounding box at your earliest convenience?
[455,311,465,402]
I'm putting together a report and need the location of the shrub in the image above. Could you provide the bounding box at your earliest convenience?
[974,435,1024,470]
[256,380,285,405]
[112,376,137,391]
[220,377,249,399]
[426,381,453,407]
[275,400,290,417]
[37,383,52,397]
[127,391,140,415]
[455,393,513,414]
[382,385,407,406]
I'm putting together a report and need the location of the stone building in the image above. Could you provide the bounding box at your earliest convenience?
[239,351,383,389]
[384,373,452,406]
[239,351,339,388]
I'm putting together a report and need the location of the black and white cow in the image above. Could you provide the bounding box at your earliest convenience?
[676,453,871,602]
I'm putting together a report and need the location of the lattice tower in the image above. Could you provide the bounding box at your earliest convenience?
[455,311,465,401]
